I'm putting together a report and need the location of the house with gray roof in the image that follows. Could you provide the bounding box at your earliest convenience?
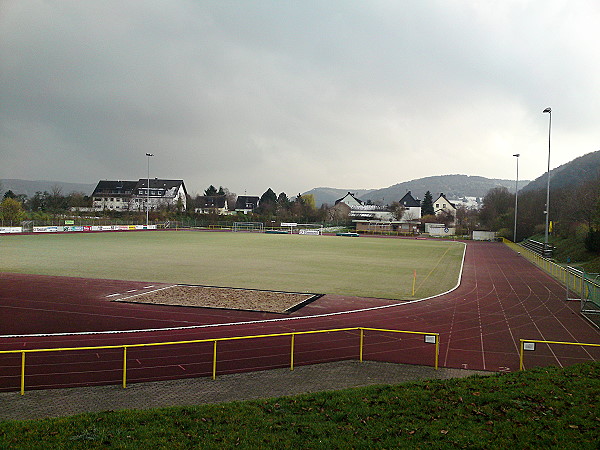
[92,179,187,212]
[195,195,229,214]
[234,196,260,214]
[398,191,422,220]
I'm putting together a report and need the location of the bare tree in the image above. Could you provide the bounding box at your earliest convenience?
[389,202,406,221]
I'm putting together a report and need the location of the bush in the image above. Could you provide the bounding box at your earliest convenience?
[584,228,600,253]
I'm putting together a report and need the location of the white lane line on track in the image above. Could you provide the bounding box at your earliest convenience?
[104,286,162,299]
[0,243,467,339]
[117,285,177,302]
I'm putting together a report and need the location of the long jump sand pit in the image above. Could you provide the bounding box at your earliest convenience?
[113,285,321,314]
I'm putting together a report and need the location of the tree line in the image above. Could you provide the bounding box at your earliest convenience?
[479,176,600,250]
[3,180,598,251]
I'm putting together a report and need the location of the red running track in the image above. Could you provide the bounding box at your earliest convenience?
[1,241,598,392]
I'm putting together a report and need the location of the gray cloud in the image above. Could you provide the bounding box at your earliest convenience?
[1,0,599,197]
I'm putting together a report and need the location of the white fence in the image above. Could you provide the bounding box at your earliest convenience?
[0,225,157,234]
[0,227,22,234]
[472,231,496,241]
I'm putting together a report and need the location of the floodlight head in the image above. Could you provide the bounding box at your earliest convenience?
[145,153,154,157]
[513,153,520,157]
[543,107,551,113]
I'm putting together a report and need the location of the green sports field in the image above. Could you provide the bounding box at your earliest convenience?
[1,231,465,299]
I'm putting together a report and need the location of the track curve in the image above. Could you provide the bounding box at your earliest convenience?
[1,241,598,392]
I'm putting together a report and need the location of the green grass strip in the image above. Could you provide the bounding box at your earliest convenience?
[0,362,598,449]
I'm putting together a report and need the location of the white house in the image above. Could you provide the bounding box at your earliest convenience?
[92,179,187,212]
[195,195,229,215]
[433,193,457,216]
[398,191,422,221]
[91,180,138,211]
[335,192,364,208]
[349,205,393,220]
[335,192,393,220]
[234,196,260,214]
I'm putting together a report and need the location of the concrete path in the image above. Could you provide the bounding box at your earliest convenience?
[0,361,488,421]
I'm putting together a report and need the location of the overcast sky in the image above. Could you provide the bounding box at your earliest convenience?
[1,1,599,196]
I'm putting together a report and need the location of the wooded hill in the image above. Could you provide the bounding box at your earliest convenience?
[304,175,530,207]
[520,149,600,194]
[0,179,96,197]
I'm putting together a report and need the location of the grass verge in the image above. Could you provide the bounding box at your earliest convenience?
[1,362,598,449]
[526,233,600,273]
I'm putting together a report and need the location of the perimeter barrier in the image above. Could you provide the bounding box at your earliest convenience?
[1,327,440,395]
[503,238,600,327]
[519,339,600,371]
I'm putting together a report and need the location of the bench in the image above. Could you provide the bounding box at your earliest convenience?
[521,239,554,258]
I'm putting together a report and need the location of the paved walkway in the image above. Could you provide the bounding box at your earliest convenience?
[1,361,488,421]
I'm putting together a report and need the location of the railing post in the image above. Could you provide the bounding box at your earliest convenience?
[20,352,25,395]
[435,335,439,370]
[122,346,127,389]
[212,340,217,380]
[359,328,364,362]
[519,340,525,371]
[290,334,295,371]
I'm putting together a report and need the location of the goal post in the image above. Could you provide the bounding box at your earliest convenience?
[233,222,264,232]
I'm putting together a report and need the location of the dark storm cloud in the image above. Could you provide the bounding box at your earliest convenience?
[1,0,599,195]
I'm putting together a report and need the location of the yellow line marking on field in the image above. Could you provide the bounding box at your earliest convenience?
[415,243,454,294]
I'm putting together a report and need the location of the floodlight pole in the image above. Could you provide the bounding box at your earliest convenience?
[543,108,551,253]
[145,153,154,227]
[513,153,520,242]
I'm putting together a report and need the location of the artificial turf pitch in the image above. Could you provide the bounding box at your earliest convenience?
[0,231,464,300]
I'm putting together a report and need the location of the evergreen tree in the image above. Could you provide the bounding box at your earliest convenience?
[422,191,434,216]
[259,188,278,213]
[277,192,289,206]
[584,228,600,252]
[204,185,218,196]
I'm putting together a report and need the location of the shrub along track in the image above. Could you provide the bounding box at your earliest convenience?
[0,241,598,392]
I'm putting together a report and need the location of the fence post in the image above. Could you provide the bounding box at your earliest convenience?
[290,334,295,371]
[212,340,217,380]
[122,346,127,388]
[435,335,439,370]
[519,340,525,371]
[359,328,364,362]
[20,352,26,395]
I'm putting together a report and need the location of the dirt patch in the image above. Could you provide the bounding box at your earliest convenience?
[114,285,318,313]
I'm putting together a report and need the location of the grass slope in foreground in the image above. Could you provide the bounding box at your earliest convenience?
[1,231,464,299]
[0,362,598,448]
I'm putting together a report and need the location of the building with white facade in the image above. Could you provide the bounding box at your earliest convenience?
[92,179,187,212]
[433,193,457,216]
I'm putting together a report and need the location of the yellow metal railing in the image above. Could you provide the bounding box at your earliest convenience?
[0,327,440,395]
[503,238,600,301]
[519,339,600,371]
[504,238,573,292]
